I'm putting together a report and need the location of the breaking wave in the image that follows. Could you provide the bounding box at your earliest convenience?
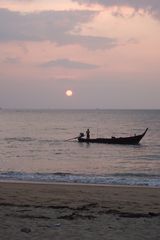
[0,171,160,187]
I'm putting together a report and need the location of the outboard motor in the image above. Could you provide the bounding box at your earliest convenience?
[79,132,85,139]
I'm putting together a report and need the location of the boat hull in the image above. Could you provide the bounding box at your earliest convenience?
[78,128,148,145]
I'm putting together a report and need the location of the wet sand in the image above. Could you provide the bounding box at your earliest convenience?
[0,182,160,240]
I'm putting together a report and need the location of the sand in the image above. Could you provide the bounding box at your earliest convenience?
[0,182,160,240]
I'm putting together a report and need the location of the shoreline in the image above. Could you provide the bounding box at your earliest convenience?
[0,181,160,239]
[0,179,160,189]
[1,170,159,188]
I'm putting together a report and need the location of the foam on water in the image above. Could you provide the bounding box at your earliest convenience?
[0,171,160,187]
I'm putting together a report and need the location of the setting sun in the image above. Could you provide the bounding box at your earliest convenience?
[65,90,73,97]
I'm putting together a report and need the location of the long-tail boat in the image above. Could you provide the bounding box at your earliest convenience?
[78,128,148,145]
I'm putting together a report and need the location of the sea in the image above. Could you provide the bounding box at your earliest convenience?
[0,109,160,187]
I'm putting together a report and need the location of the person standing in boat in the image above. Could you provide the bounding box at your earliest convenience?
[86,129,90,140]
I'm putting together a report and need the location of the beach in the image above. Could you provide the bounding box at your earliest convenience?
[0,182,160,240]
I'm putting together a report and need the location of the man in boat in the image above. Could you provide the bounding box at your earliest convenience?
[86,129,90,140]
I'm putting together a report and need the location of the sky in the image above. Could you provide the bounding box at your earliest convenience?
[0,0,160,109]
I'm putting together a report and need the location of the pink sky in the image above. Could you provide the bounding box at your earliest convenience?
[0,0,160,109]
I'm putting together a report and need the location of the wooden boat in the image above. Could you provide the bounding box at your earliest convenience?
[78,128,148,145]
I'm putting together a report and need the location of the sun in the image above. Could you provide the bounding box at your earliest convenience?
[65,90,73,97]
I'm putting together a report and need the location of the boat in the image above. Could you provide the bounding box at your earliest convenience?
[78,128,148,145]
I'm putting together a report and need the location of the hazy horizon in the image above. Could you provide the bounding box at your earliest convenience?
[1,107,160,111]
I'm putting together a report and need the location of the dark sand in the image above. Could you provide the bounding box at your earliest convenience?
[0,182,160,240]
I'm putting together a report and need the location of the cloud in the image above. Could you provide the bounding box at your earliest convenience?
[2,57,20,64]
[40,58,99,69]
[0,8,117,49]
[73,0,160,19]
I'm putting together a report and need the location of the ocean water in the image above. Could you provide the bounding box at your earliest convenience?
[0,109,160,187]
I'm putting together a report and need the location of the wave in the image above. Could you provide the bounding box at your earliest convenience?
[4,137,36,143]
[0,171,160,187]
[4,137,62,145]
